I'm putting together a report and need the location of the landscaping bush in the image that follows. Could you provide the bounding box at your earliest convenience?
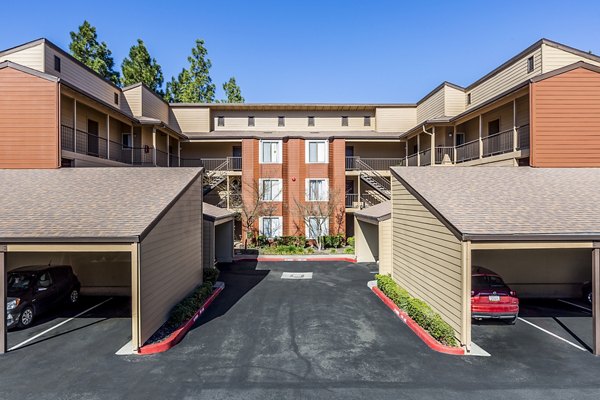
[256,235,269,247]
[346,236,355,247]
[275,235,306,247]
[203,267,220,285]
[262,245,305,255]
[343,247,355,254]
[166,272,219,329]
[322,234,345,249]
[375,274,457,347]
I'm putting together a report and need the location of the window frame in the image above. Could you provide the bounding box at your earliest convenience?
[305,178,329,201]
[527,56,534,73]
[305,140,329,164]
[258,178,283,202]
[305,216,329,239]
[122,132,133,149]
[308,116,315,127]
[259,216,283,238]
[363,116,371,127]
[259,139,283,164]
[341,116,349,127]
[114,93,119,105]
[467,93,472,105]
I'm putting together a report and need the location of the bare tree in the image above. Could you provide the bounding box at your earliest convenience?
[238,179,282,249]
[293,188,344,251]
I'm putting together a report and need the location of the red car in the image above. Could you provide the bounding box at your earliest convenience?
[471,267,519,324]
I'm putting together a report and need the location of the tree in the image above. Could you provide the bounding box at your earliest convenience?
[238,180,281,249]
[69,20,119,85]
[222,77,244,103]
[293,189,344,251]
[121,39,164,95]
[166,39,216,103]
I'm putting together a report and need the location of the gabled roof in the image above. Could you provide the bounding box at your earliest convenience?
[390,167,600,242]
[0,60,58,82]
[203,203,236,223]
[354,201,391,224]
[0,168,203,243]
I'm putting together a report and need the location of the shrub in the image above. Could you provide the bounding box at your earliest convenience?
[262,245,305,255]
[305,247,315,254]
[166,280,217,329]
[330,249,337,254]
[343,247,355,254]
[375,274,458,347]
[346,236,355,247]
[203,267,220,285]
[275,235,306,247]
[256,235,269,247]
[322,234,345,249]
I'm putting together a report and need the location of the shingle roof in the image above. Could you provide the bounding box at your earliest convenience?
[203,203,236,223]
[0,168,202,242]
[390,167,600,241]
[354,201,391,224]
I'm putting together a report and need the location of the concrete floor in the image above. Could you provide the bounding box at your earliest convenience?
[1,261,599,399]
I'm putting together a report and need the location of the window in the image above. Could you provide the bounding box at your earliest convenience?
[259,179,282,201]
[259,140,282,163]
[341,116,349,126]
[306,140,329,163]
[278,116,285,127]
[308,116,315,127]
[114,93,119,105]
[248,116,255,127]
[488,119,500,135]
[306,179,329,201]
[260,216,283,238]
[37,272,52,288]
[306,217,329,239]
[364,116,371,127]
[53,55,61,72]
[122,133,132,149]
[467,93,472,105]
[527,56,534,73]
[217,116,225,127]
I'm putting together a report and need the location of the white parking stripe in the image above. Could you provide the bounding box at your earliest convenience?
[9,298,113,351]
[557,299,592,313]
[517,317,587,352]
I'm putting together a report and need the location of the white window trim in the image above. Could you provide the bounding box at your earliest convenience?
[305,140,329,164]
[259,140,283,164]
[258,178,283,202]
[259,216,283,238]
[305,178,329,201]
[305,217,329,239]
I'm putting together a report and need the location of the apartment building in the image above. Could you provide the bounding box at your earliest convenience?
[2,38,600,239]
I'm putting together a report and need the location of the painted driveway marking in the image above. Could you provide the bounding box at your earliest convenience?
[557,299,592,313]
[518,317,587,352]
[281,272,313,279]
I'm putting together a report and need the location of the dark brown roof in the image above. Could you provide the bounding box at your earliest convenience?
[0,168,202,243]
[354,201,391,224]
[203,203,236,223]
[391,167,600,242]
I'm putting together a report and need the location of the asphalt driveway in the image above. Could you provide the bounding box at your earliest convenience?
[1,261,600,399]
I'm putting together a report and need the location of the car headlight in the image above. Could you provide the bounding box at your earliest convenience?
[7,299,20,311]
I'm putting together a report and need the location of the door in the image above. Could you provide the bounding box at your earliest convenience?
[87,120,99,156]
[232,146,242,170]
[345,180,355,208]
[345,146,354,169]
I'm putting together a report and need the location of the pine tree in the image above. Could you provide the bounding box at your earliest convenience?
[222,77,244,103]
[69,20,119,85]
[166,39,216,103]
[121,39,164,95]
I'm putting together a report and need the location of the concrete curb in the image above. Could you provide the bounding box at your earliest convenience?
[235,255,357,263]
[369,280,465,356]
[138,281,225,355]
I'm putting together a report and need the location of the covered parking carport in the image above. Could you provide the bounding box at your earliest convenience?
[389,167,600,355]
[354,201,392,275]
[203,203,235,268]
[0,167,204,354]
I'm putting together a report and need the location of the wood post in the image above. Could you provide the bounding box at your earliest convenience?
[513,99,518,152]
[430,127,436,166]
[106,114,110,160]
[478,115,483,159]
[461,241,472,352]
[152,127,157,166]
[453,126,457,163]
[593,247,600,356]
[417,134,421,166]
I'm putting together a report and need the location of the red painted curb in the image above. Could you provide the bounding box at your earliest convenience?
[138,283,224,355]
[371,285,465,356]
[235,256,357,263]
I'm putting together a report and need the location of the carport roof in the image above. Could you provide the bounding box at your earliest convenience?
[354,201,391,224]
[390,167,600,241]
[203,202,236,223]
[0,168,203,243]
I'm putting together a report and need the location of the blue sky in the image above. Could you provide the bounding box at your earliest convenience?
[1,0,599,103]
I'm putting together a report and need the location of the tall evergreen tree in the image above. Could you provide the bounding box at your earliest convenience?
[166,39,216,103]
[222,77,244,103]
[121,39,164,95]
[69,20,119,85]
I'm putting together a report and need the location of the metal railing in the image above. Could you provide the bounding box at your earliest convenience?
[76,129,107,159]
[132,147,154,166]
[169,154,180,167]
[155,149,168,167]
[345,156,404,171]
[482,129,514,157]
[180,158,203,167]
[345,193,380,209]
[517,124,530,150]
[407,153,418,166]
[109,141,134,164]
[61,125,75,152]
[419,149,431,166]
[435,146,454,164]
[228,156,242,171]
[455,139,480,163]
[201,158,228,170]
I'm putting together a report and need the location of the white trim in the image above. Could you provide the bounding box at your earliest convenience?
[305,140,329,164]
[259,216,283,238]
[258,178,283,202]
[259,139,283,164]
[305,178,329,201]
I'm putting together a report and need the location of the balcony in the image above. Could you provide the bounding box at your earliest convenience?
[345,193,381,209]
[419,149,431,166]
[455,139,480,163]
[345,156,404,171]
[482,128,513,157]
[179,157,242,171]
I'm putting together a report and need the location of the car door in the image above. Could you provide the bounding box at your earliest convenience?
[33,271,58,313]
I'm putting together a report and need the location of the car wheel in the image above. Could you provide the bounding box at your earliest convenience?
[508,317,517,325]
[18,307,34,328]
[69,289,80,304]
[587,291,593,305]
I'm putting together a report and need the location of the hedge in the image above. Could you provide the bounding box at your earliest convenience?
[375,274,457,347]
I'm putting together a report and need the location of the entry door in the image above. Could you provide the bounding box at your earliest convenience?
[345,146,354,157]
[87,120,99,156]
[345,180,354,207]
[232,146,242,157]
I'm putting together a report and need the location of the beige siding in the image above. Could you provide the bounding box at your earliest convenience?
[355,219,378,263]
[180,142,238,159]
[391,176,465,341]
[444,85,466,117]
[122,86,142,116]
[0,43,45,71]
[212,110,375,132]
[347,141,405,158]
[203,220,215,269]
[378,219,392,275]
[141,85,169,123]
[171,107,211,133]
[542,44,600,73]
[467,47,542,109]
[417,88,445,124]
[43,45,126,114]
[139,178,203,344]
[375,107,417,132]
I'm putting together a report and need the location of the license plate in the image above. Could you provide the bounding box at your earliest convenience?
[488,295,501,302]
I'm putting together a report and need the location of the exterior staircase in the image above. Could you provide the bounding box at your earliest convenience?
[355,159,391,200]
[202,159,228,195]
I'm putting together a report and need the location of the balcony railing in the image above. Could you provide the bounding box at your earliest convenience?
[483,129,514,157]
[455,139,480,163]
[228,156,242,171]
[169,154,180,167]
[179,157,242,170]
[517,124,530,150]
[435,146,454,164]
[345,193,380,209]
[419,149,431,166]
[156,149,168,167]
[345,156,404,171]
[407,153,418,166]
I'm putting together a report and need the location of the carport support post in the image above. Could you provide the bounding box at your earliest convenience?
[461,241,472,352]
[131,243,141,352]
[593,247,600,356]
[0,245,6,354]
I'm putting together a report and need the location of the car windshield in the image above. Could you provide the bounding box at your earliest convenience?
[488,276,505,287]
[472,275,506,289]
[472,276,488,288]
[8,273,32,290]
